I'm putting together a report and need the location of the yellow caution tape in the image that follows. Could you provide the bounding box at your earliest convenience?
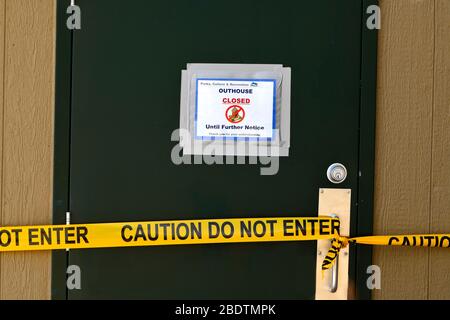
[321,234,450,271]
[0,217,339,251]
[0,217,448,272]
[321,236,349,271]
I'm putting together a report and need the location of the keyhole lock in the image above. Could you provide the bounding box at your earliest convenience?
[327,163,347,184]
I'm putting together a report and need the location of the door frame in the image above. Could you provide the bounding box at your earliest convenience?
[51,0,378,300]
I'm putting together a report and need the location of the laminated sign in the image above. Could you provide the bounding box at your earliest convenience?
[179,64,291,157]
[195,79,276,140]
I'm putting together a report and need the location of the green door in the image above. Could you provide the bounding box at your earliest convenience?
[53,0,377,299]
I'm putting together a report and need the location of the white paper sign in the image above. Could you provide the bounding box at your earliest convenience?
[195,79,276,140]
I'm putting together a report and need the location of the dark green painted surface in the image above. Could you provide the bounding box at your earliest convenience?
[356,0,378,300]
[52,0,72,300]
[53,0,377,299]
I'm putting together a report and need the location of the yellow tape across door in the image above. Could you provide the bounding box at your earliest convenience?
[0,216,448,271]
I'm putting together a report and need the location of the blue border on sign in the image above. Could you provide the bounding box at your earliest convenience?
[194,78,277,142]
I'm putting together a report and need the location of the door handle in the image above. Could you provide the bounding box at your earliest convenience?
[328,214,339,293]
[315,189,351,300]
[329,240,339,293]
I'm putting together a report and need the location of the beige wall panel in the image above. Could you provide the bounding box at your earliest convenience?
[373,0,435,299]
[0,0,5,299]
[429,0,450,300]
[1,0,55,299]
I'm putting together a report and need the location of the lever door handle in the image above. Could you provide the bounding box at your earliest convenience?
[328,214,339,293]
[329,242,338,292]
